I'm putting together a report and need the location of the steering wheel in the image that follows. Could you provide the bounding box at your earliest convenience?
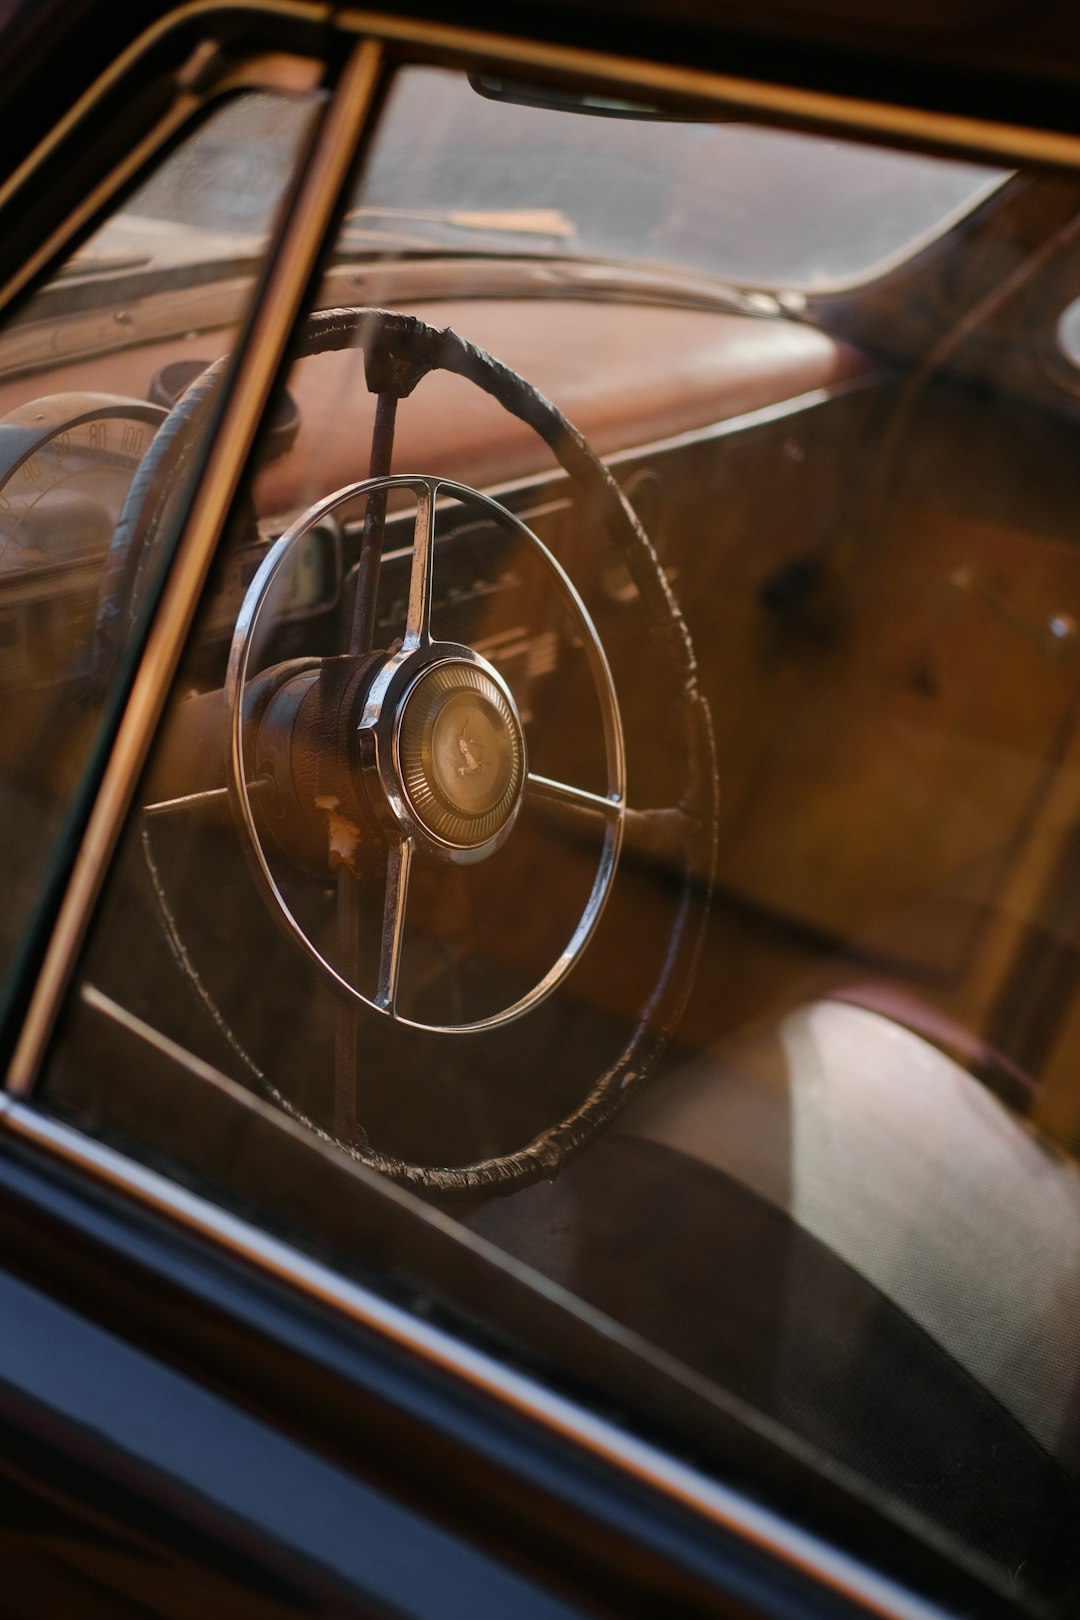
[117,307,718,1195]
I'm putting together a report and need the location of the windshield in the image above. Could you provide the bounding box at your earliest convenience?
[126,70,1006,293]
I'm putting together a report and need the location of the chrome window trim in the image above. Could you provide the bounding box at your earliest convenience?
[342,8,1080,171]
[0,1092,947,1620]
[0,22,328,321]
[6,0,1080,187]
[0,2,326,227]
[7,35,385,1096]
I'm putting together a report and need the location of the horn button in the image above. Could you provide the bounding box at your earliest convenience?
[360,647,527,861]
[398,661,524,848]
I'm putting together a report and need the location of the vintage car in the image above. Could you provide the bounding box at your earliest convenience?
[3,0,1080,1614]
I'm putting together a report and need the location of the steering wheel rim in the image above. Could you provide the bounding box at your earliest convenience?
[126,306,719,1195]
[227,472,629,1033]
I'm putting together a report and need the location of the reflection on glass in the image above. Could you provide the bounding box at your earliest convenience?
[0,89,319,989]
[37,63,1080,1618]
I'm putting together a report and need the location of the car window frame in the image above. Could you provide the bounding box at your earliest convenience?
[15,9,1080,1099]
[0,18,370,1077]
[7,11,1080,1620]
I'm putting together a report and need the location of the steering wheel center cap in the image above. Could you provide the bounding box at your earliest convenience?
[396,659,526,851]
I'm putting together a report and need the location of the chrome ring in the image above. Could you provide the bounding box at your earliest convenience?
[396,658,526,849]
[226,473,626,1033]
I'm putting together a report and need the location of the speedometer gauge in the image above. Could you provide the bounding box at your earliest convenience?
[0,391,165,569]
[0,391,165,692]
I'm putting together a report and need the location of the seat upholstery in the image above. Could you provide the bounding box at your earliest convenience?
[623,1000,1080,1461]
[469,1001,1080,1574]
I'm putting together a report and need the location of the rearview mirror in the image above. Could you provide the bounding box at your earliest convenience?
[468,73,699,120]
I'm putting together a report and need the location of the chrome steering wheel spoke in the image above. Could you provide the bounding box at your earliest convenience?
[402,479,438,652]
[526,778,690,865]
[526,772,624,821]
[375,835,413,1015]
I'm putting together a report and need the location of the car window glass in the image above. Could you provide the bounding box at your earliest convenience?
[0,86,320,1000]
[354,67,1006,291]
[35,62,1080,1617]
[137,65,1003,291]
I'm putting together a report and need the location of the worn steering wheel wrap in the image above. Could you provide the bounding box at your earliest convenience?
[129,308,718,1195]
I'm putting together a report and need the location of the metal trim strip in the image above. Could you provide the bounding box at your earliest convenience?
[339,8,1080,170]
[6,37,385,1096]
[0,32,327,321]
[0,1093,947,1620]
[0,4,328,219]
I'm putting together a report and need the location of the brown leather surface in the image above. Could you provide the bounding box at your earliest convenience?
[0,300,865,517]
[260,301,865,514]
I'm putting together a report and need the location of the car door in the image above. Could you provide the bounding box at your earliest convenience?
[3,7,1080,1620]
